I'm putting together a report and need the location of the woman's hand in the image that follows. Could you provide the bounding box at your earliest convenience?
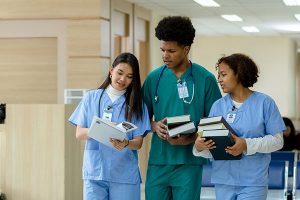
[194,135,215,152]
[110,138,128,150]
[151,119,168,140]
[75,125,89,140]
[225,134,246,156]
[110,136,144,150]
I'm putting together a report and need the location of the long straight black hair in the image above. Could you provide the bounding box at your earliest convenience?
[98,52,143,121]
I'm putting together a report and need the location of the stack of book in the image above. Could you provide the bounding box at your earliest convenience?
[166,114,196,138]
[198,116,241,160]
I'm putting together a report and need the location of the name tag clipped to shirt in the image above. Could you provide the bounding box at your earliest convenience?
[226,113,236,123]
[177,80,189,99]
[102,106,113,121]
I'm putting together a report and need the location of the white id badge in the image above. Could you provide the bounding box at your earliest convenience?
[177,81,189,99]
[102,108,113,121]
[226,113,236,123]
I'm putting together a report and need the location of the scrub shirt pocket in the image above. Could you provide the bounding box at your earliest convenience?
[111,149,136,181]
[83,150,103,178]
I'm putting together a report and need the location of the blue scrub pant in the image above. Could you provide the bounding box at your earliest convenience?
[145,164,202,200]
[84,179,140,200]
[215,184,267,200]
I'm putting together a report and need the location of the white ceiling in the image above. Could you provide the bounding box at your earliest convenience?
[127,0,300,45]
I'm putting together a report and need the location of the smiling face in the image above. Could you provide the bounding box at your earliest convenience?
[109,63,133,91]
[217,62,240,94]
[160,40,189,70]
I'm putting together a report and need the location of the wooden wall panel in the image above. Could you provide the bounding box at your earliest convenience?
[0,124,5,193]
[0,0,100,19]
[4,104,82,200]
[0,38,57,103]
[5,105,65,200]
[67,58,110,89]
[133,5,151,83]
[64,105,84,200]
[100,0,110,19]
[100,19,111,57]
[111,0,133,59]
[67,20,101,57]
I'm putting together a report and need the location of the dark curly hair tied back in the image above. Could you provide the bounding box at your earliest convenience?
[216,53,259,88]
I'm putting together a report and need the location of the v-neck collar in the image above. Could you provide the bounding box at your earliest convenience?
[103,89,126,108]
[227,91,255,112]
[165,62,193,82]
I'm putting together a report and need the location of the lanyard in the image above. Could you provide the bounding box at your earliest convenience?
[98,89,124,119]
[154,61,195,104]
[98,90,105,118]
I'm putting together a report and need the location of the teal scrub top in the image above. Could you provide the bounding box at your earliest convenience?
[142,63,221,165]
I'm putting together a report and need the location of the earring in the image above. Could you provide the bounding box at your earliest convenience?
[110,74,112,78]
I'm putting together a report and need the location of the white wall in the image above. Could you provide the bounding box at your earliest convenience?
[149,13,300,129]
[190,36,298,120]
[149,12,163,70]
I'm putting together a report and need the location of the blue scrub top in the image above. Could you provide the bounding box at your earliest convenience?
[209,91,285,186]
[69,89,151,184]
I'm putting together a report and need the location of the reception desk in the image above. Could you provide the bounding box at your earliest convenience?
[0,104,83,200]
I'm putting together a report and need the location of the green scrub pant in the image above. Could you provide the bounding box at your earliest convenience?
[145,164,203,200]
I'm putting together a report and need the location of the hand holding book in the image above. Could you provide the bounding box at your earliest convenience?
[194,135,216,152]
[88,116,137,148]
[110,138,129,150]
[151,119,168,140]
[224,133,247,157]
[197,116,242,160]
[166,115,196,138]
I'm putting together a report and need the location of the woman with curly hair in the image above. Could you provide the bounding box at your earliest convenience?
[194,53,285,200]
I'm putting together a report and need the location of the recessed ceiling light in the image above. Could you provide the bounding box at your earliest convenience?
[193,0,220,7]
[295,14,300,21]
[282,0,300,6]
[242,26,260,33]
[276,24,300,32]
[221,15,243,22]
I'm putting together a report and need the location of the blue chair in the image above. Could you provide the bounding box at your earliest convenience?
[292,161,300,200]
[267,160,289,200]
[271,151,297,177]
[271,150,298,197]
[201,163,216,200]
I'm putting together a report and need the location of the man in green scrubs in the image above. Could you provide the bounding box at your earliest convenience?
[142,16,221,200]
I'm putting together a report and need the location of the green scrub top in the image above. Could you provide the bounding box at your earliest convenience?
[142,62,222,165]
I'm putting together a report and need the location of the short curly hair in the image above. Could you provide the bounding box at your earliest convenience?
[155,16,195,46]
[216,53,259,87]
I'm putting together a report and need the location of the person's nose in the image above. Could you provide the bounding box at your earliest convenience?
[217,76,222,83]
[119,76,126,82]
[162,51,169,59]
